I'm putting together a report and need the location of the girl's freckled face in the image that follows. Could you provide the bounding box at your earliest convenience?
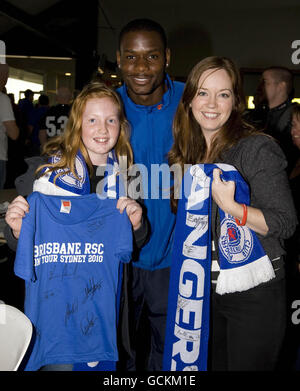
[81,97,120,165]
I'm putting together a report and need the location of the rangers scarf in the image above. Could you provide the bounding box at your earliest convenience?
[163,163,275,371]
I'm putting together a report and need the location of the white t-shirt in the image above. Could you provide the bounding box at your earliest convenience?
[0,92,15,160]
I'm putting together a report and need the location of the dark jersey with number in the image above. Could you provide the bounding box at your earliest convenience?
[39,104,70,139]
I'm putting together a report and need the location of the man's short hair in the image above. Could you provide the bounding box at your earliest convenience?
[118,18,167,50]
[264,66,294,98]
[38,94,49,106]
[24,89,33,98]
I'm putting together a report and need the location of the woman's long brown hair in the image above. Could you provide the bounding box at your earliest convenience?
[168,56,257,213]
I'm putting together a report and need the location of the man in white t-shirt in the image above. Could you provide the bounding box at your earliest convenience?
[0,64,19,189]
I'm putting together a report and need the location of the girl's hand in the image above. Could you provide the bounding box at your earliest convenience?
[117,197,142,231]
[211,168,239,215]
[5,195,29,239]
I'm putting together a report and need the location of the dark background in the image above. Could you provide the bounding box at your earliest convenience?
[0,0,299,98]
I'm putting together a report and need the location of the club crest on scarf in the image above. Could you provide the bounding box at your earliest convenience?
[163,164,275,371]
[220,217,253,264]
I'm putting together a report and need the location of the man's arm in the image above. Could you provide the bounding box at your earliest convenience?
[3,120,19,140]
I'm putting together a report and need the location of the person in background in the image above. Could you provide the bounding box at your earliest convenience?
[7,93,22,127]
[39,86,72,150]
[289,103,300,370]
[27,94,50,156]
[248,66,297,174]
[289,103,300,217]
[18,89,34,126]
[279,103,300,370]
[0,63,19,189]
[288,104,300,271]
[4,91,27,188]
[116,18,184,370]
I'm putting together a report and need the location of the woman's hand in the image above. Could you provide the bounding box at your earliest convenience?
[5,195,29,239]
[117,197,142,231]
[211,168,239,215]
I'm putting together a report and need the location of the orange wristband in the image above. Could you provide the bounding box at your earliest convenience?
[235,203,248,226]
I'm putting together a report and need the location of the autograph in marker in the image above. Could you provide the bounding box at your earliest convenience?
[81,312,97,336]
[83,277,102,303]
[65,299,78,325]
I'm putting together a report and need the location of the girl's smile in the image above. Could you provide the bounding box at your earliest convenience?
[81,97,120,165]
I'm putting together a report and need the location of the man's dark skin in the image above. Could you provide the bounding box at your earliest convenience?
[116,27,175,371]
[116,30,171,106]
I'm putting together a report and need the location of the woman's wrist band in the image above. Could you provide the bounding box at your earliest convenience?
[235,203,248,226]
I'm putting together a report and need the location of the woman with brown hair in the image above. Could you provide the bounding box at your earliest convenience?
[167,56,297,371]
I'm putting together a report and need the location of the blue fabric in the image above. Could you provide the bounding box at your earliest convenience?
[163,164,275,371]
[14,192,132,371]
[28,106,49,147]
[46,149,90,195]
[43,149,125,199]
[117,75,184,270]
[0,160,6,189]
[18,98,34,120]
[34,150,126,371]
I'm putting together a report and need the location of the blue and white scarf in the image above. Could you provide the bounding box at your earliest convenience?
[33,149,125,199]
[163,163,275,371]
